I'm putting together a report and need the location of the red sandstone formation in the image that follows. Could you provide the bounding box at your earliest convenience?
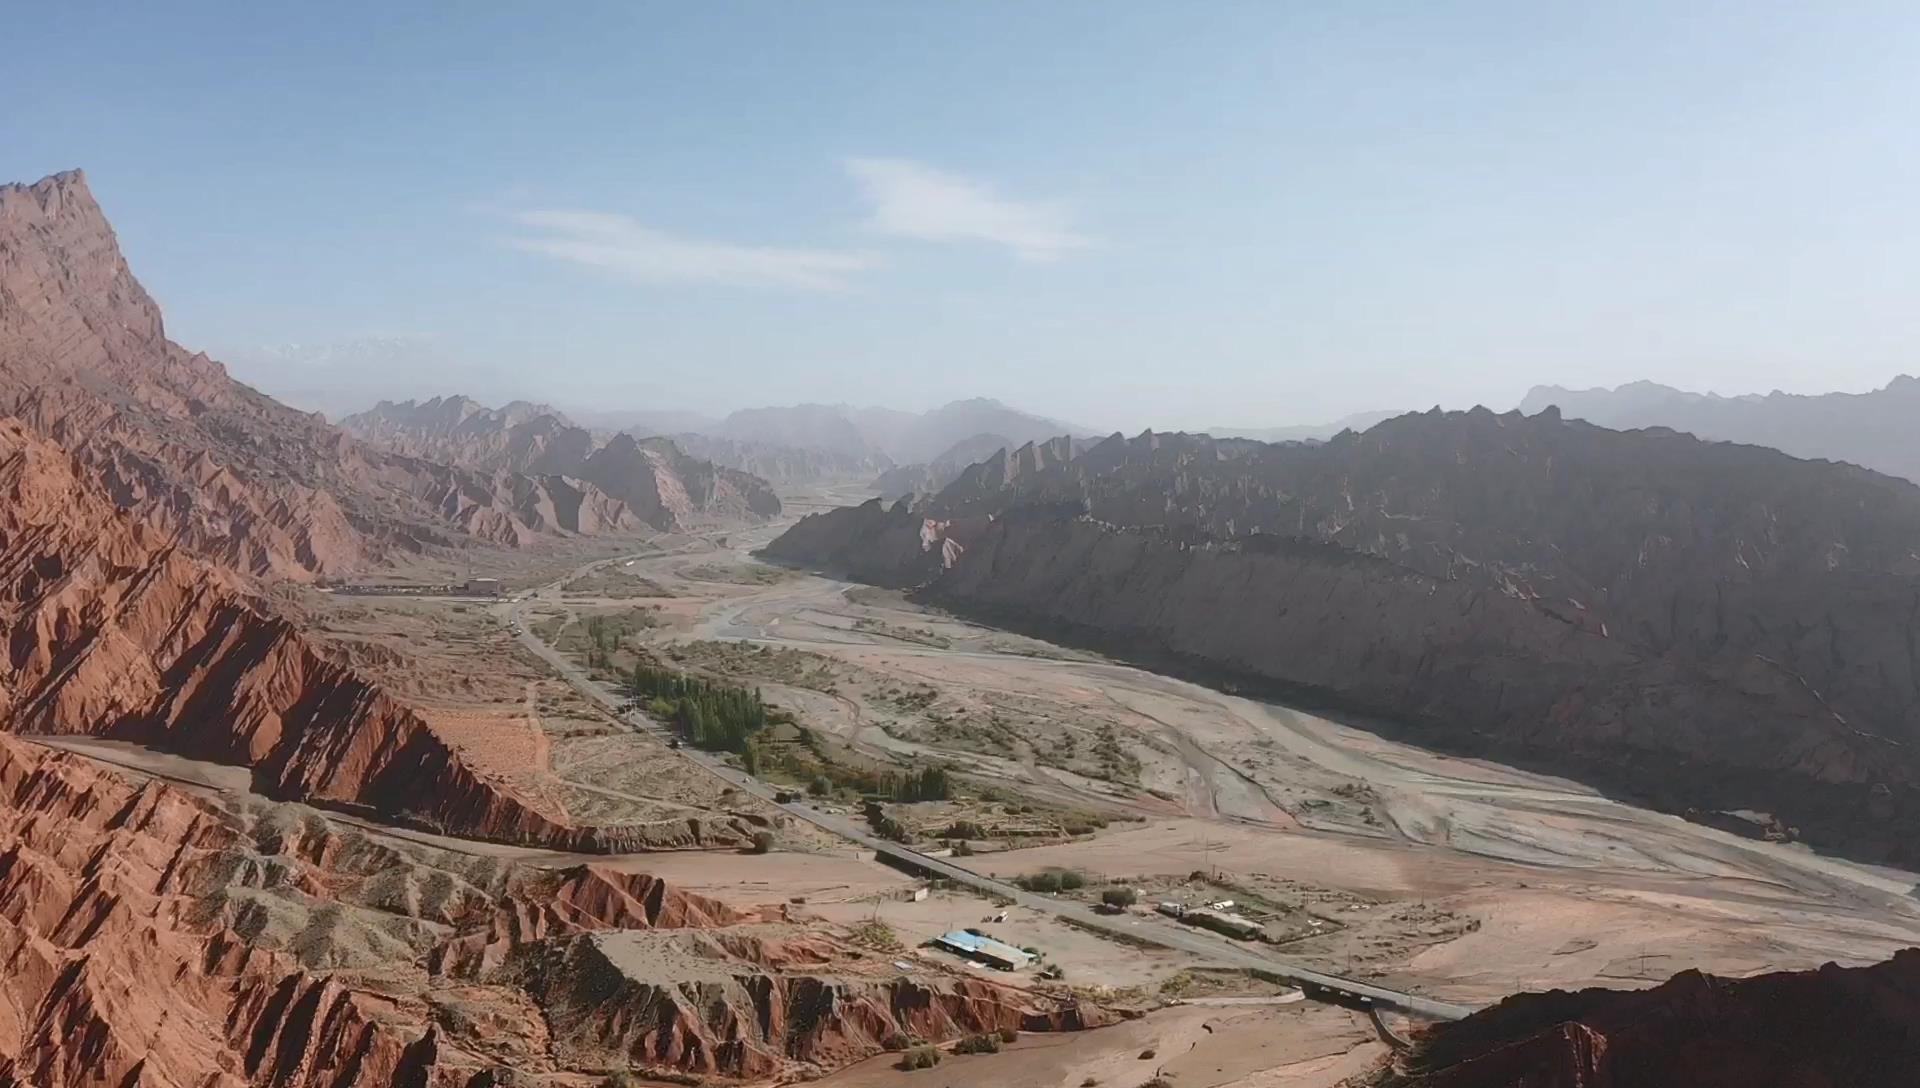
[0,413,723,851]
[1377,951,1920,1087]
[0,170,637,579]
[0,735,1104,1084]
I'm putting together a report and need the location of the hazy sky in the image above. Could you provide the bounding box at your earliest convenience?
[6,2,1920,430]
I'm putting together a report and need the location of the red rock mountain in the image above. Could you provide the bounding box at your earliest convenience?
[0,412,710,851]
[342,395,783,528]
[766,411,1920,867]
[1376,951,1920,1087]
[0,734,1103,1085]
[0,170,638,579]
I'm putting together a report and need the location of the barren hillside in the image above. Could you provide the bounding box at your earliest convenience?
[766,410,1920,866]
[0,171,639,578]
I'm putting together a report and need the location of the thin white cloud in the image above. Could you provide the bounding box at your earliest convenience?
[509,209,880,291]
[845,158,1091,262]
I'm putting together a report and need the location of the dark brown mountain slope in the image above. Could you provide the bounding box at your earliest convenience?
[0,170,635,579]
[1370,951,1920,1088]
[765,408,1920,866]
[341,396,782,527]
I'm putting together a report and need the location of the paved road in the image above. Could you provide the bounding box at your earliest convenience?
[503,557,1476,1023]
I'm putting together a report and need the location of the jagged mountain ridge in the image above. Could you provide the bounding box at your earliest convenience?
[341,396,782,526]
[1521,376,1920,484]
[765,408,1920,866]
[0,170,638,579]
[873,431,1015,500]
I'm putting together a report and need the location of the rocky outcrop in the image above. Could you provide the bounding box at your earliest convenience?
[579,434,781,527]
[0,736,1108,1084]
[517,929,1108,1079]
[873,431,1028,500]
[0,414,681,851]
[1377,951,1920,1088]
[765,410,1920,866]
[0,171,635,579]
[0,733,487,1086]
[341,397,782,527]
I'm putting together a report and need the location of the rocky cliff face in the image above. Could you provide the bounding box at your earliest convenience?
[0,734,1104,1085]
[765,410,1920,866]
[0,171,637,579]
[341,396,782,527]
[1376,951,1920,1088]
[0,414,701,851]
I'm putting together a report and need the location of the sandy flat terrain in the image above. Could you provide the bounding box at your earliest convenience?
[816,1002,1385,1088]
[595,513,1920,1015]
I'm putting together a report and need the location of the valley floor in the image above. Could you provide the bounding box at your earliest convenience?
[617,490,1920,1008]
[44,483,1920,1085]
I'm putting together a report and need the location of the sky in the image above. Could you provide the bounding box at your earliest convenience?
[6,2,1920,431]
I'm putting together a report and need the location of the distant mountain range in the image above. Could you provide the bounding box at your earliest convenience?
[702,397,1085,466]
[340,396,781,528]
[1206,408,1407,443]
[1521,377,1920,483]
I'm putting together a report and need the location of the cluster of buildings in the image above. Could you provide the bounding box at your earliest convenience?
[1157,899,1265,941]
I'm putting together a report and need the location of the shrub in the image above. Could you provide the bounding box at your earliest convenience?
[1019,871,1062,893]
[953,1034,1002,1055]
[881,1031,913,1052]
[1014,867,1086,893]
[898,1045,943,1070]
[748,830,775,854]
[809,775,834,796]
[998,1026,1020,1043]
[1101,887,1139,909]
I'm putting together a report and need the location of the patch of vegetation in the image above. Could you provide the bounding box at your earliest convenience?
[854,617,952,648]
[897,1045,942,1070]
[953,1033,1002,1055]
[1100,887,1139,909]
[1015,868,1087,893]
[681,562,791,586]
[560,608,661,674]
[849,919,903,952]
[668,640,840,692]
[562,567,674,597]
[627,659,771,753]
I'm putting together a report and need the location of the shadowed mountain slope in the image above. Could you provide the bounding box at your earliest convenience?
[767,408,1920,866]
